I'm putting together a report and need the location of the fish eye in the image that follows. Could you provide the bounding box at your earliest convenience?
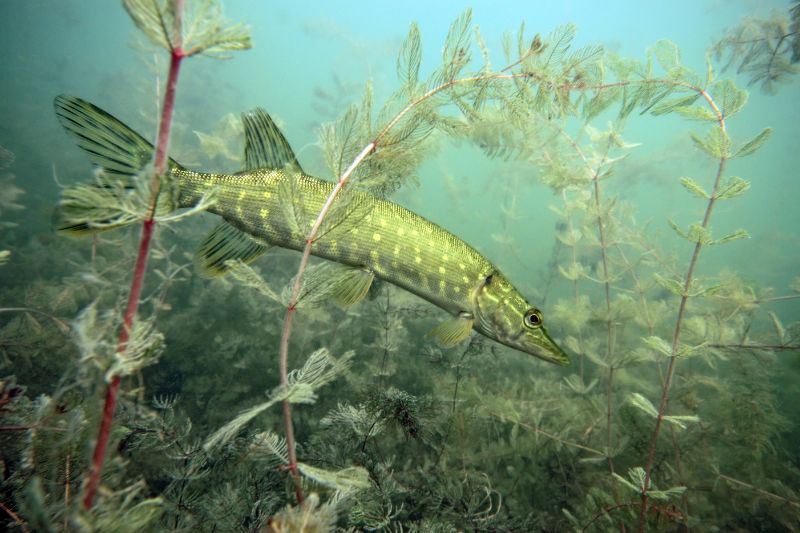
[524,309,542,328]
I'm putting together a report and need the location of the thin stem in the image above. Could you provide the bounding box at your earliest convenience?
[716,472,800,508]
[0,307,69,332]
[581,502,640,532]
[553,123,620,500]
[708,342,800,351]
[637,87,727,531]
[588,141,618,487]
[0,423,67,432]
[490,413,606,457]
[82,0,185,509]
[756,294,800,303]
[0,501,29,533]
[64,452,71,531]
[277,141,375,504]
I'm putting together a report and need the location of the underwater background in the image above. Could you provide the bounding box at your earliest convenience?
[1,0,799,531]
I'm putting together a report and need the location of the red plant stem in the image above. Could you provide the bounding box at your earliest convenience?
[278,142,376,504]
[82,2,185,509]
[0,501,29,533]
[636,89,726,531]
[150,48,185,195]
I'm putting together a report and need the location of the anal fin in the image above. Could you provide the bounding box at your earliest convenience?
[426,313,474,348]
[196,220,271,277]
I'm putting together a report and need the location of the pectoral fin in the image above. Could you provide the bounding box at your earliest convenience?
[426,313,474,347]
[196,220,271,277]
[330,267,375,307]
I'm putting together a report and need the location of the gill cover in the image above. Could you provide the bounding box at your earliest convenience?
[472,272,569,365]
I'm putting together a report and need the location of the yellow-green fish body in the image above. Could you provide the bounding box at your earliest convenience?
[54,96,568,365]
[178,168,491,315]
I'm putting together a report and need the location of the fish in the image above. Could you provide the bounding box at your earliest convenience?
[53,95,569,365]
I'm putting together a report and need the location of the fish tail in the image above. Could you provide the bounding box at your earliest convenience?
[53,95,183,234]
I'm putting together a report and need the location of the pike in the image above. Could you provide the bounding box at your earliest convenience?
[54,95,569,365]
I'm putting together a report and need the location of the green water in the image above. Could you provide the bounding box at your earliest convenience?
[1,1,798,530]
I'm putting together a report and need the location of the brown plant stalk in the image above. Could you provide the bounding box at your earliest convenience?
[82,0,186,510]
[636,85,727,531]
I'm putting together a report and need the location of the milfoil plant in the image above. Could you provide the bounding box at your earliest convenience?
[2,2,799,532]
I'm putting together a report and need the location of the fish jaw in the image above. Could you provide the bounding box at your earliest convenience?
[472,271,570,365]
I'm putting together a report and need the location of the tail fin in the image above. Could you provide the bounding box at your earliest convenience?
[53,95,182,234]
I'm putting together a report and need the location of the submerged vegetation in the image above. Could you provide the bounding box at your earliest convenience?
[712,0,800,92]
[1,0,799,531]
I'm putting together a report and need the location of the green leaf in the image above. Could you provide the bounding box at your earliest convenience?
[556,227,583,246]
[286,348,354,396]
[249,431,289,465]
[397,23,422,88]
[679,177,709,198]
[768,311,786,343]
[649,485,687,501]
[685,279,723,298]
[690,125,730,158]
[710,79,748,118]
[107,317,164,381]
[123,0,251,58]
[663,414,700,429]
[653,40,680,73]
[583,348,610,369]
[204,348,353,451]
[705,50,714,86]
[654,273,685,297]
[613,467,648,494]
[650,93,701,116]
[711,229,749,245]
[715,176,750,199]
[297,463,371,494]
[562,508,581,527]
[667,219,688,239]
[676,341,708,357]
[563,374,598,395]
[226,260,281,303]
[441,9,472,80]
[629,393,659,418]
[583,87,622,121]
[558,262,585,281]
[695,284,723,297]
[732,127,773,158]
[673,104,717,121]
[687,223,712,245]
[642,336,673,357]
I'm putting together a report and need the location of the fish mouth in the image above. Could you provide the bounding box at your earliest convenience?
[529,328,570,366]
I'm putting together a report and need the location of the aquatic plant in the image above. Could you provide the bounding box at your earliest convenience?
[711,0,800,92]
[61,0,251,511]
[2,1,799,531]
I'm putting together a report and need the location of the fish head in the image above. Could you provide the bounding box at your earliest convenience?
[472,272,569,365]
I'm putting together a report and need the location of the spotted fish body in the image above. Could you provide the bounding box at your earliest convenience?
[54,95,568,365]
[177,168,492,316]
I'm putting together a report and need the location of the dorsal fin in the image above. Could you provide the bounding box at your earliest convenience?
[241,108,303,173]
